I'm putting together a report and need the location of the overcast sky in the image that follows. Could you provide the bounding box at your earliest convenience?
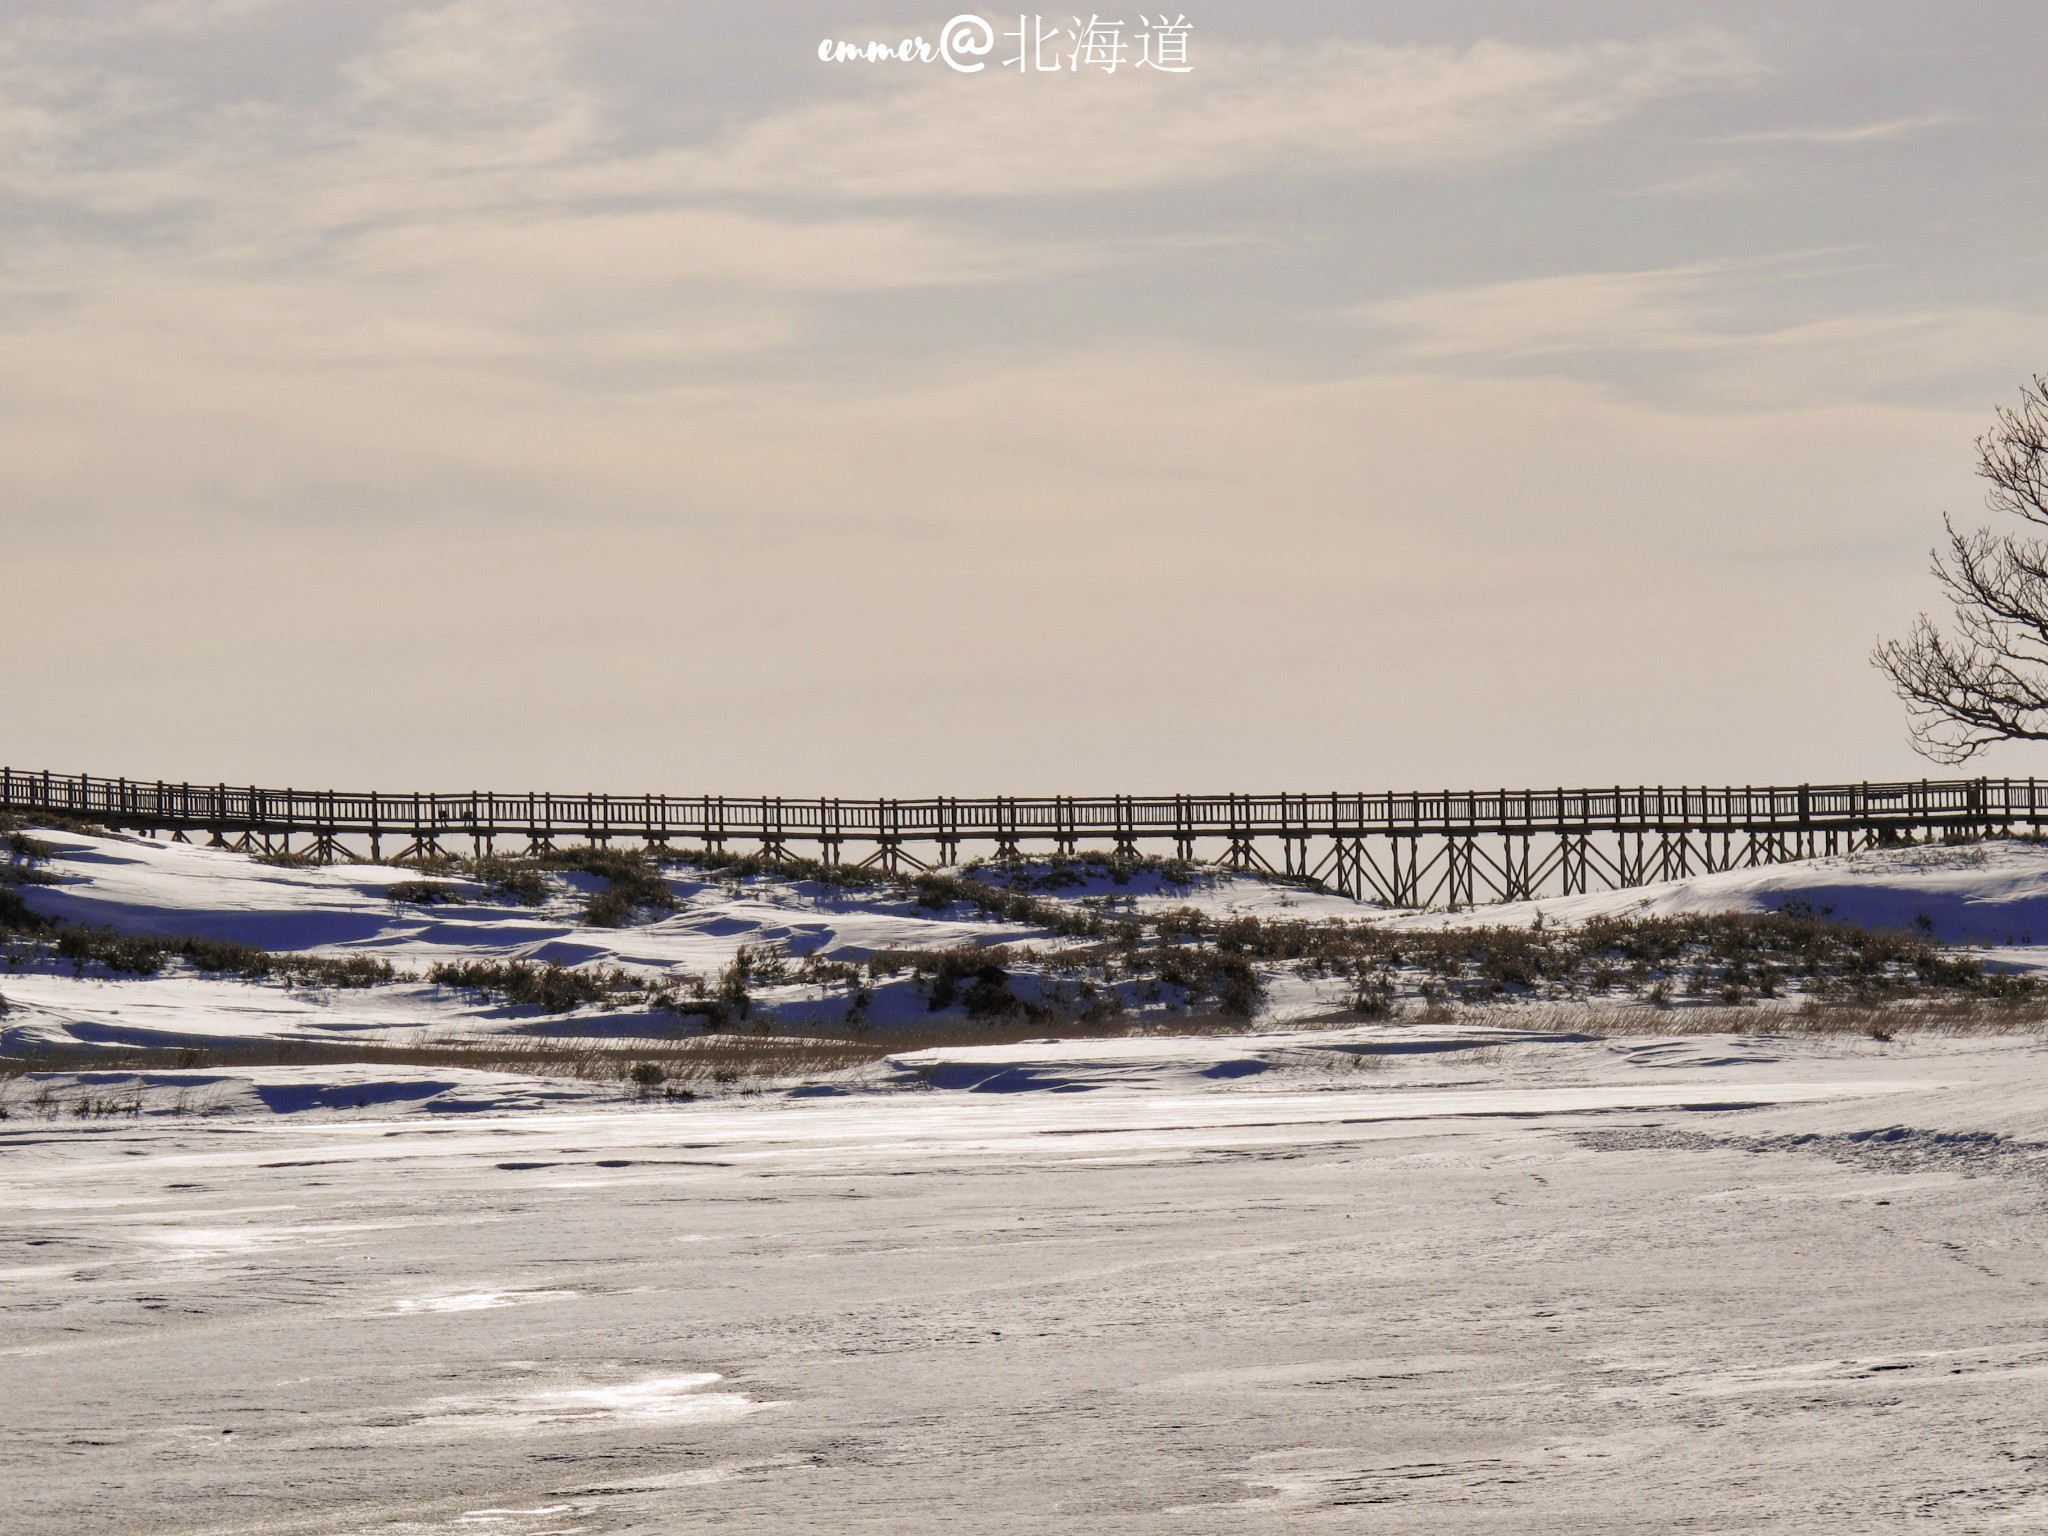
[4,1,2046,794]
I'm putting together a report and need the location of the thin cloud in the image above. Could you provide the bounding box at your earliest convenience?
[648,31,1764,199]
[1631,166,1750,197]
[1354,259,2048,408]
[1,0,282,48]
[1357,264,1736,358]
[1720,112,1964,146]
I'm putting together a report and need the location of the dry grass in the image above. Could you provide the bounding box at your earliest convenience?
[1390,994,2048,1040]
[0,1032,881,1088]
[0,1009,1268,1091]
[8,996,2046,1121]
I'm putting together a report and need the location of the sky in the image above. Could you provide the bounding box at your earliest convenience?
[4,0,2047,795]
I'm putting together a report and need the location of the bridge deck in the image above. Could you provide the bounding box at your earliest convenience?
[5,768,2039,909]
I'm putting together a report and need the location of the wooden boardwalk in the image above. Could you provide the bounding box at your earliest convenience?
[4,767,2040,910]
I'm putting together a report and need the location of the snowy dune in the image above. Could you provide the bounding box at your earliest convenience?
[12,829,2048,1059]
[27,827,2048,958]
[1,829,1381,1054]
[1390,839,2048,947]
[13,829,1043,969]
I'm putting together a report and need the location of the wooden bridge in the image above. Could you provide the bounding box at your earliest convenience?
[4,767,2041,910]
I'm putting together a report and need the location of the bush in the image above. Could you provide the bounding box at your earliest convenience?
[38,925,397,986]
[714,948,755,1026]
[1351,969,1397,1018]
[963,853,1204,893]
[6,832,57,863]
[438,847,677,925]
[0,886,37,929]
[2,831,59,896]
[388,881,467,906]
[961,963,1022,1018]
[541,848,677,927]
[469,855,547,906]
[282,954,396,988]
[428,959,642,1013]
[658,847,890,893]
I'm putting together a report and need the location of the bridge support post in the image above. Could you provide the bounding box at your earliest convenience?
[1615,832,1643,888]
[1389,836,1419,908]
[1501,834,1531,901]
[1446,836,1474,909]
[1322,838,1353,899]
[1560,833,1587,895]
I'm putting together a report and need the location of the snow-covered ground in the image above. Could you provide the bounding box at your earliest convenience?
[12,829,2048,1056]
[0,829,1382,1053]
[12,829,1042,970]
[9,1025,2048,1532]
[13,829,2048,1529]
[1391,838,2048,946]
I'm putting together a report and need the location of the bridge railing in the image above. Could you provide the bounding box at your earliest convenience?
[4,768,2043,842]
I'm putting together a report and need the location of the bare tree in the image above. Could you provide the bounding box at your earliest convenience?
[1875,376,2048,763]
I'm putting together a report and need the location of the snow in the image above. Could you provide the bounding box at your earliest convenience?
[1,968,497,1051]
[12,828,1047,971]
[0,1062,626,1118]
[8,1025,2048,1531]
[10,829,1369,974]
[16,828,2048,1525]
[390,1289,580,1314]
[0,830,1401,1052]
[1387,839,2048,947]
[420,1373,774,1431]
[16,829,2048,1057]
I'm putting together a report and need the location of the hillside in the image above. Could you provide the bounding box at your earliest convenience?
[6,824,2048,1086]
